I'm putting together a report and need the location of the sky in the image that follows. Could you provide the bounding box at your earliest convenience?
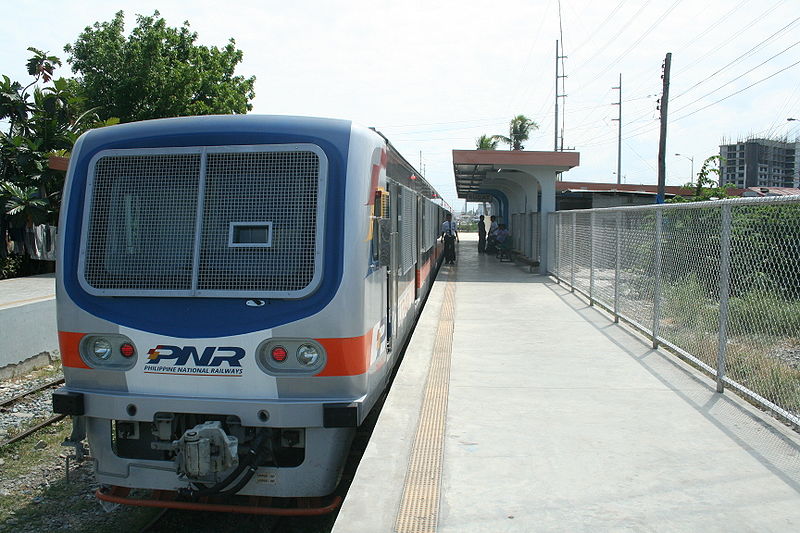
[3,0,799,210]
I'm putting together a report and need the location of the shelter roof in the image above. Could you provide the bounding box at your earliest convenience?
[453,150,580,197]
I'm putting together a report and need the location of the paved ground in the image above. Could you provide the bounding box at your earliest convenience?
[335,233,800,532]
[0,274,57,371]
[0,273,55,310]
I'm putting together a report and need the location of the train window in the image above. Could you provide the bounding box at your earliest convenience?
[229,222,273,248]
[372,191,382,263]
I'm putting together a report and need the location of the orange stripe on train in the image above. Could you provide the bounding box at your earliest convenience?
[59,329,376,376]
[59,331,89,369]
[315,328,375,377]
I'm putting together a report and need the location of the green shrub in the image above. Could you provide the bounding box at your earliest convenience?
[729,290,800,337]
[0,254,24,280]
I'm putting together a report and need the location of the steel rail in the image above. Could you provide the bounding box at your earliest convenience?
[0,413,67,447]
[0,377,65,409]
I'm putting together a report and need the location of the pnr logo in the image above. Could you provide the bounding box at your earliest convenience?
[146,345,245,367]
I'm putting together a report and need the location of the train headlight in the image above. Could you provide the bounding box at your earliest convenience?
[92,338,113,360]
[256,339,326,374]
[297,344,320,366]
[80,334,138,370]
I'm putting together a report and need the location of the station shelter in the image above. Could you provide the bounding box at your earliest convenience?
[452,149,580,273]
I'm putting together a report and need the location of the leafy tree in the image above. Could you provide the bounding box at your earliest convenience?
[495,114,539,150]
[1,48,109,224]
[475,134,501,150]
[668,156,735,203]
[65,11,256,122]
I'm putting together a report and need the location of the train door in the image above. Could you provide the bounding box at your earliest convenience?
[415,196,424,300]
[386,181,400,352]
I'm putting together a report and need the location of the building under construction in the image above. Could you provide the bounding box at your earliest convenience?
[719,136,800,188]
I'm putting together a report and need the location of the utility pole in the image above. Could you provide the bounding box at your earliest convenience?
[657,53,671,204]
[612,73,622,185]
[554,40,559,152]
[558,44,567,152]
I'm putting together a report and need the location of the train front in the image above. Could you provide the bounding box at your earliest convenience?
[51,115,383,506]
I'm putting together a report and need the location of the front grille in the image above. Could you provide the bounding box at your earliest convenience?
[80,145,326,298]
[83,153,201,292]
[198,151,320,293]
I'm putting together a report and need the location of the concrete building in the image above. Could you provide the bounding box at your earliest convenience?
[555,181,696,210]
[720,137,800,188]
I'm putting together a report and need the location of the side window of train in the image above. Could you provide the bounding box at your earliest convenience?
[376,190,391,268]
[372,190,381,264]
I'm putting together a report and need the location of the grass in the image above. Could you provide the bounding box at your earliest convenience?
[655,277,800,419]
[0,411,158,532]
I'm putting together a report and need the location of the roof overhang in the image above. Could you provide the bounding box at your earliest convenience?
[453,149,580,197]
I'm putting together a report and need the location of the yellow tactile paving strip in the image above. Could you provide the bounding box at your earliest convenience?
[0,294,55,310]
[395,269,455,533]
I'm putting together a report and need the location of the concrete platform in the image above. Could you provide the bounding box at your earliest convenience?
[335,233,800,532]
[0,273,57,375]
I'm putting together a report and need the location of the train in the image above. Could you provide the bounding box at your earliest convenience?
[51,115,448,512]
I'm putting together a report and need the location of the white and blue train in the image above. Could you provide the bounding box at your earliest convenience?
[52,115,447,513]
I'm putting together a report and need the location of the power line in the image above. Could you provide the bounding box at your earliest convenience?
[380,116,509,129]
[570,0,630,56]
[624,139,656,172]
[673,58,800,122]
[672,0,788,77]
[671,38,800,115]
[587,57,800,146]
[616,33,800,140]
[506,0,554,114]
[673,0,752,57]
[597,0,685,77]
[671,15,800,101]
[571,0,655,76]
[623,0,782,100]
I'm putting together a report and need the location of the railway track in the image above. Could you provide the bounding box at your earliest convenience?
[139,507,288,533]
[0,376,66,447]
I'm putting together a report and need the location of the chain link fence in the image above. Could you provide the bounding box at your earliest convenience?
[548,197,800,428]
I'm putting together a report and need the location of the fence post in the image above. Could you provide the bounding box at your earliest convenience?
[589,211,595,305]
[716,204,732,393]
[553,214,559,282]
[556,214,562,282]
[614,210,621,323]
[652,209,663,349]
[571,212,576,292]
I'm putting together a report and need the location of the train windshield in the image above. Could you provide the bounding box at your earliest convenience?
[79,146,327,298]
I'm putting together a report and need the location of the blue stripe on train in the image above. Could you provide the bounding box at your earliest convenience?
[62,115,351,338]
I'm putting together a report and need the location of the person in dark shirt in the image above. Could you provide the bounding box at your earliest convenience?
[440,214,458,264]
[477,215,486,254]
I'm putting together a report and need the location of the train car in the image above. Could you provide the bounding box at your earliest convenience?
[51,115,447,512]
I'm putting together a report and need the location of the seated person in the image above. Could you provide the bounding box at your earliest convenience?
[495,224,510,245]
[494,224,512,258]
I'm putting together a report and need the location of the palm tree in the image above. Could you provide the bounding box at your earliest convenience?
[496,115,539,150]
[1,181,49,227]
[475,134,500,150]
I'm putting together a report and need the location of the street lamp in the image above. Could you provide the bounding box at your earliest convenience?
[675,153,694,185]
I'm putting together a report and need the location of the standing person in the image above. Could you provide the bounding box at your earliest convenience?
[440,213,458,264]
[488,215,498,237]
[477,215,486,254]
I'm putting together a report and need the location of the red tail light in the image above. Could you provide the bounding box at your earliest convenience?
[120,343,136,358]
[271,346,288,362]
